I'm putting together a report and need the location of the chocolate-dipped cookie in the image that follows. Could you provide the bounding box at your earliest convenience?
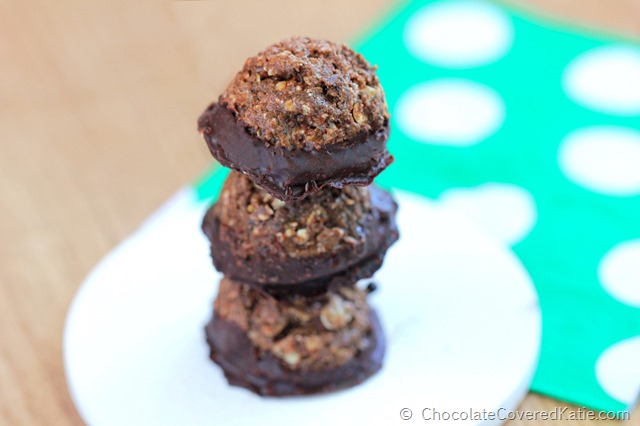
[197,37,393,201]
[205,278,385,396]
[202,171,398,290]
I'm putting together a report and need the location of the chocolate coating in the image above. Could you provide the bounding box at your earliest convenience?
[205,278,385,396]
[201,172,399,289]
[198,103,392,201]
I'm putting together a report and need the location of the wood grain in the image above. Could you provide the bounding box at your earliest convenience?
[0,1,638,425]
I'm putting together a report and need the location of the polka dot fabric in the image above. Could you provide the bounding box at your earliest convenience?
[357,0,640,414]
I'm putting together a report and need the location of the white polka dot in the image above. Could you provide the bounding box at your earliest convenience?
[563,46,640,115]
[396,80,505,146]
[438,183,536,245]
[404,0,513,68]
[558,126,640,196]
[596,337,640,405]
[599,240,640,307]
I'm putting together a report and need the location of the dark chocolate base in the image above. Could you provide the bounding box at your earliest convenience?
[205,310,385,396]
[260,246,387,298]
[202,186,399,290]
[197,102,393,201]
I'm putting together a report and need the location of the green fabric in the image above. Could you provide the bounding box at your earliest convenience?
[195,0,640,412]
[195,166,228,203]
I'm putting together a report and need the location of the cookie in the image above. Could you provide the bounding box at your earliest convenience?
[205,278,385,396]
[197,37,393,201]
[201,171,398,289]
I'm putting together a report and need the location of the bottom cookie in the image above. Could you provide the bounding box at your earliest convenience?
[204,278,385,396]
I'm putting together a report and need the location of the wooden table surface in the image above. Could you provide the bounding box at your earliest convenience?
[1,1,638,425]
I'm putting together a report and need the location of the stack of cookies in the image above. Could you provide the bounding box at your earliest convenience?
[197,37,398,396]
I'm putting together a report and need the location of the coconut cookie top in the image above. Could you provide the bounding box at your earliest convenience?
[220,37,389,151]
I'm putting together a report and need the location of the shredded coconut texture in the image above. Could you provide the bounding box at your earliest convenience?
[220,37,389,151]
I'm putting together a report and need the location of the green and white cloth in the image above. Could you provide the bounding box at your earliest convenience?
[196,0,640,413]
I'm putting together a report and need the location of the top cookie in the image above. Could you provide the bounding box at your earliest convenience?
[198,37,393,201]
[221,37,388,150]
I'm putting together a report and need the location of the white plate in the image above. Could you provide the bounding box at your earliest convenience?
[64,190,540,426]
